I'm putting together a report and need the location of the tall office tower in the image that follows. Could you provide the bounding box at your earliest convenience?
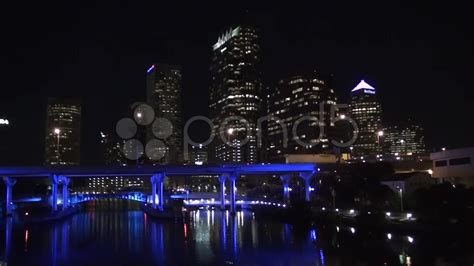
[384,123,426,158]
[44,98,82,165]
[86,131,146,193]
[100,131,126,166]
[0,116,10,164]
[209,25,262,163]
[266,71,338,162]
[0,117,8,126]
[87,132,127,193]
[189,144,208,165]
[146,64,183,164]
[350,80,383,158]
[187,144,214,192]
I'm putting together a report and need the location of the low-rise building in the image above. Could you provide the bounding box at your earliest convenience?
[430,147,474,187]
[381,172,435,195]
[285,153,338,164]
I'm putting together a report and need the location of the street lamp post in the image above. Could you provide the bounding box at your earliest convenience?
[54,128,61,165]
[398,187,404,212]
[377,130,384,156]
[227,128,235,161]
[331,188,336,209]
[377,130,384,145]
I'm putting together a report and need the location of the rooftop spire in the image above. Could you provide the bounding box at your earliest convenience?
[351,80,376,93]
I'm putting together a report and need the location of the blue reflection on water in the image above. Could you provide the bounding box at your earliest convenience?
[1,200,323,265]
[1,199,470,265]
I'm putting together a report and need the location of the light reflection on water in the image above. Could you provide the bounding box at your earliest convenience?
[0,199,472,265]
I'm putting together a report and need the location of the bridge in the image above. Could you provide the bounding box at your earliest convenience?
[0,164,317,217]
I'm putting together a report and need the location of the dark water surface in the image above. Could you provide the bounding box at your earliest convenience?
[1,200,473,265]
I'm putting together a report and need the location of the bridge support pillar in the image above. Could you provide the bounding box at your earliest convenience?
[300,171,315,202]
[229,173,238,215]
[3,177,17,216]
[151,173,165,210]
[219,174,227,210]
[151,175,157,209]
[51,174,61,212]
[158,174,164,210]
[280,174,292,205]
[62,176,70,209]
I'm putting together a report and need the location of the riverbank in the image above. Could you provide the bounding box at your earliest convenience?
[21,205,83,224]
[142,203,189,221]
[249,203,474,236]
[312,209,474,236]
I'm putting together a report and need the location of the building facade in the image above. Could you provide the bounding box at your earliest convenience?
[44,98,82,165]
[86,131,144,193]
[146,64,183,164]
[209,25,262,163]
[350,80,383,158]
[0,116,10,164]
[189,144,208,165]
[430,147,474,187]
[381,172,435,195]
[266,72,338,162]
[384,123,426,158]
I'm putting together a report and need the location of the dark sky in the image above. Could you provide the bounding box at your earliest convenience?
[0,1,473,165]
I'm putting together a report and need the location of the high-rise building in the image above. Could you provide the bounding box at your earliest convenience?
[266,71,338,162]
[209,25,262,163]
[44,98,81,165]
[189,144,208,165]
[384,123,426,158]
[350,80,383,158]
[146,64,183,164]
[0,117,8,126]
[187,144,214,192]
[0,116,10,164]
[86,131,145,193]
[100,131,126,166]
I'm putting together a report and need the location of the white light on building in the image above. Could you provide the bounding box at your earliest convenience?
[0,118,9,125]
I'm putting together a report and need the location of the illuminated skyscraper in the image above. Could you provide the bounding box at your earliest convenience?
[189,144,208,165]
[267,71,338,162]
[350,80,383,158]
[209,25,262,163]
[384,123,426,158]
[146,63,183,164]
[86,132,145,193]
[100,131,126,166]
[0,116,10,163]
[0,117,9,126]
[44,98,82,165]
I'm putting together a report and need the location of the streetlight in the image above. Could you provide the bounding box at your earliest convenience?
[400,139,406,157]
[377,130,384,141]
[377,131,384,151]
[54,128,61,164]
[227,128,235,160]
[331,187,336,209]
[398,187,404,212]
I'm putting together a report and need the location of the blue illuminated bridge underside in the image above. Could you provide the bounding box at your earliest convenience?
[0,164,316,177]
[1,164,318,215]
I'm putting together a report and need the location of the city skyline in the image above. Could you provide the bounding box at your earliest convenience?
[1,4,474,266]
[1,3,473,165]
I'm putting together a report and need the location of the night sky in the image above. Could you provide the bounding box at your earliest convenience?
[0,1,473,165]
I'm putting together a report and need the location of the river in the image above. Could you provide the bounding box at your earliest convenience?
[1,199,472,265]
